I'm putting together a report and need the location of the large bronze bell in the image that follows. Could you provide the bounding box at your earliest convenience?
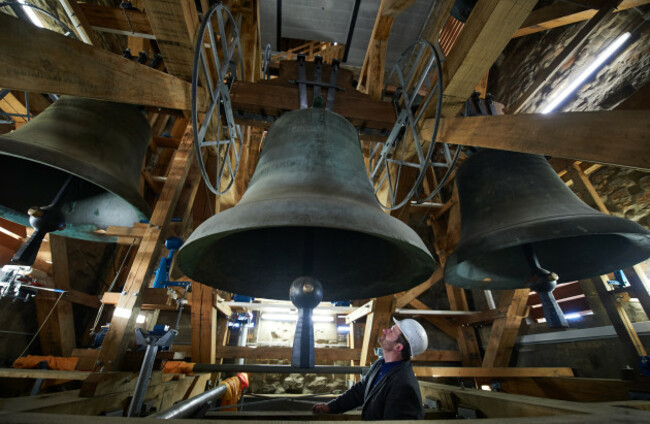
[445,149,650,290]
[176,108,435,300]
[0,96,152,241]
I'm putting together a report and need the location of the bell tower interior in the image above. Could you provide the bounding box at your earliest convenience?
[0,1,649,422]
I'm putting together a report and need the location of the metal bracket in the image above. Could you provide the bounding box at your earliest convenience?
[293,54,343,110]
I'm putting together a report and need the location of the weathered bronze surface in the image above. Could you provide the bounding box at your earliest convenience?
[445,149,650,289]
[178,109,434,300]
[0,96,151,241]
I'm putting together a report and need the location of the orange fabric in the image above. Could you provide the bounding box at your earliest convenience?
[237,372,249,389]
[162,360,195,375]
[219,375,242,411]
[13,355,78,371]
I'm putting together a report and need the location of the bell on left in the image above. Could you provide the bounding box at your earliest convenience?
[0,96,152,248]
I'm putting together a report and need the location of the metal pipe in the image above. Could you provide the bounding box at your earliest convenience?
[192,363,370,374]
[126,343,159,417]
[149,384,228,419]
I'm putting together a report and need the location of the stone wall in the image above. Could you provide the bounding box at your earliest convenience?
[246,317,350,394]
[486,4,650,377]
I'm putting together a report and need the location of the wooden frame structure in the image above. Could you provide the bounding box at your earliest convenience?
[0,0,649,419]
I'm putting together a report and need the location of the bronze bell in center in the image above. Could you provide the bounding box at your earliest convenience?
[176,108,435,300]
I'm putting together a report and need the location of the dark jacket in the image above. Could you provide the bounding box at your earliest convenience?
[327,359,424,420]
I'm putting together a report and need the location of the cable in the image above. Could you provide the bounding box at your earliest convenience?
[18,290,65,358]
[89,238,136,336]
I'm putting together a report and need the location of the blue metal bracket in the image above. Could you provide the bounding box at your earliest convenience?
[152,237,190,289]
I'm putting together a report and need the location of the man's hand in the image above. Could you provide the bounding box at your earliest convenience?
[312,403,330,414]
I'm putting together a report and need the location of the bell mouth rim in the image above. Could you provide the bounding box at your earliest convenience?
[176,196,436,300]
[0,148,151,238]
[453,212,650,261]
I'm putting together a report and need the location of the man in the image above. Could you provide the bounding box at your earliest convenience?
[312,318,428,420]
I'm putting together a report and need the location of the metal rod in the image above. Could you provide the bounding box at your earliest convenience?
[127,343,160,417]
[149,384,228,419]
[192,364,370,374]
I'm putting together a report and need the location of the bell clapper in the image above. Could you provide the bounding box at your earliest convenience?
[9,175,76,267]
[289,277,323,369]
[522,244,569,328]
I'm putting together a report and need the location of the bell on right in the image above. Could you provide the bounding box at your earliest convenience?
[444,149,650,312]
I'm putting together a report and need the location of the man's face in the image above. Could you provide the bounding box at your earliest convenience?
[378,325,403,352]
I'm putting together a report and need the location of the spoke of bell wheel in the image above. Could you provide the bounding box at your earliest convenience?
[374,166,388,195]
[217,142,231,183]
[404,43,424,97]
[415,83,439,123]
[198,95,220,141]
[216,12,230,74]
[405,111,425,164]
[385,161,397,207]
[206,19,223,82]
[442,143,452,164]
[410,55,433,105]
[199,49,216,102]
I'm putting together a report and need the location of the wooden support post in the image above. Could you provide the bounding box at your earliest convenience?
[191,283,216,364]
[482,289,530,368]
[34,235,76,356]
[87,122,194,376]
[592,276,647,367]
[359,296,395,366]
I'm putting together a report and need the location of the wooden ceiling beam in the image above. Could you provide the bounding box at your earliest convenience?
[357,0,417,100]
[0,14,202,111]
[77,2,154,38]
[425,110,650,170]
[514,0,650,38]
[436,0,537,119]
[142,0,198,82]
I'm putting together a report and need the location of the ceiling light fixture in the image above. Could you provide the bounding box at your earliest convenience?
[542,32,631,114]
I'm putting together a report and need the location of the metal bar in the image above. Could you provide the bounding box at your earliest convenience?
[297,54,308,109]
[127,343,159,417]
[150,384,228,419]
[313,56,322,100]
[326,59,339,110]
[0,88,10,101]
[343,0,360,63]
[192,364,370,374]
[276,0,282,51]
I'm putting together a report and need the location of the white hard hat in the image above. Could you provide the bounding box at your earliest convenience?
[393,318,428,358]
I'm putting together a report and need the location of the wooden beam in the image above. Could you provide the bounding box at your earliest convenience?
[0,14,201,111]
[427,110,650,170]
[395,268,443,309]
[509,1,622,114]
[34,235,75,357]
[433,0,537,118]
[215,346,361,362]
[100,288,176,310]
[78,2,153,37]
[514,0,650,38]
[0,368,90,381]
[497,377,632,402]
[415,350,461,362]
[482,289,530,368]
[142,0,198,82]
[414,367,574,379]
[357,0,417,99]
[214,294,232,317]
[89,122,194,373]
[345,299,375,324]
[191,283,216,363]
[359,296,395,366]
[0,90,28,126]
[229,80,396,135]
[408,299,459,340]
